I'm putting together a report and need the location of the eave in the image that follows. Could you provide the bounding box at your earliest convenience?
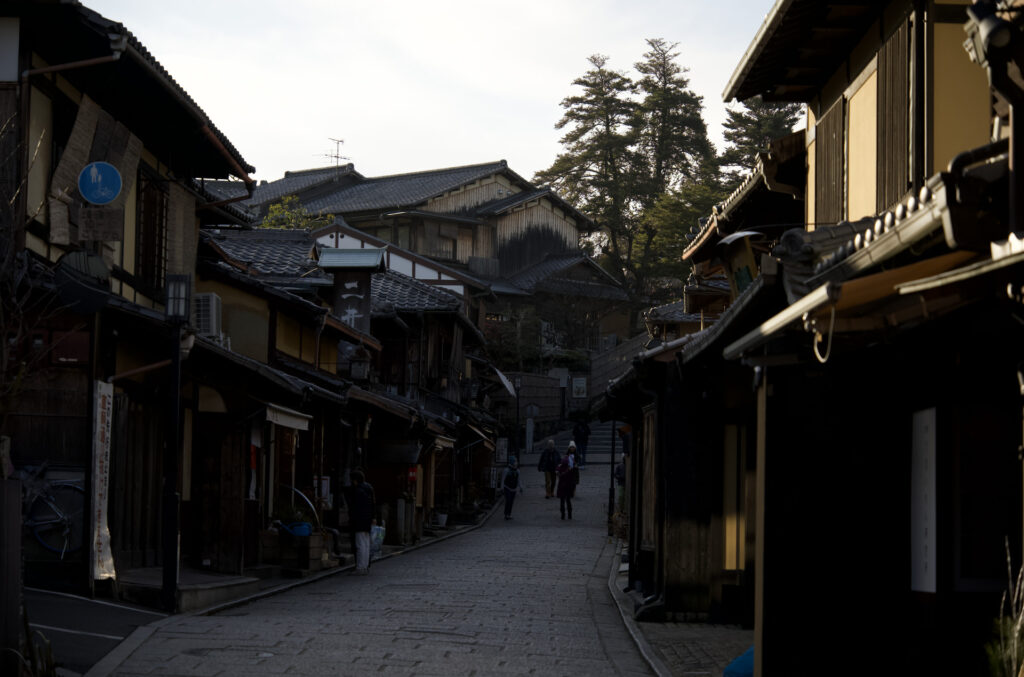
[723,0,886,103]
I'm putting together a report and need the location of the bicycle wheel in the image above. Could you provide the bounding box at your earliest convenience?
[28,484,85,557]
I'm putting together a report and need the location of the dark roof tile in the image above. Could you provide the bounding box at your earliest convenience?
[305,161,510,214]
[371,270,462,314]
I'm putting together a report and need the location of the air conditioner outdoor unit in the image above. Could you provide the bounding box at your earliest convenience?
[193,292,222,337]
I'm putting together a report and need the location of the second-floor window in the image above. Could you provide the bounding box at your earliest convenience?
[877,18,911,212]
[815,99,845,226]
[136,166,168,293]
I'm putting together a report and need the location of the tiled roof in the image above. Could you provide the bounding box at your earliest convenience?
[189,179,255,226]
[312,220,491,292]
[508,255,582,291]
[473,188,551,216]
[73,4,254,176]
[473,186,595,230]
[506,255,627,300]
[208,229,324,280]
[371,270,463,314]
[304,161,510,214]
[202,180,250,202]
[645,300,705,324]
[684,276,732,295]
[249,166,359,207]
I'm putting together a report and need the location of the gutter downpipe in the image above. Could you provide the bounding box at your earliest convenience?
[114,41,254,186]
[632,359,665,618]
[20,53,121,81]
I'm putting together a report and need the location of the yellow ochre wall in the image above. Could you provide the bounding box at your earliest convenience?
[931,21,991,175]
[276,313,317,364]
[846,70,878,222]
[194,281,271,363]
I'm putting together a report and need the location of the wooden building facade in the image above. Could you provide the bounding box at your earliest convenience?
[604,1,1024,674]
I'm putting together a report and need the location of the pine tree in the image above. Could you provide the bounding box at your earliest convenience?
[720,96,803,189]
[632,39,714,205]
[630,39,717,301]
[536,43,718,303]
[534,54,638,290]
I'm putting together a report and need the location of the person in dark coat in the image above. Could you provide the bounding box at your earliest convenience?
[556,449,574,520]
[572,419,591,467]
[537,439,560,498]
[347,469,375,573]
[500,456,523,520]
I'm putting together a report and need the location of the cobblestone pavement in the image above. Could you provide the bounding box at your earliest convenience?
[631,617,752,677]
[93,468,654,677]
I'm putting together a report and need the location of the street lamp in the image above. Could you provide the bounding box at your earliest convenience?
[162,274,190,612]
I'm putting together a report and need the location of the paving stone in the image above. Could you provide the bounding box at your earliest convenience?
[96,469,737,677]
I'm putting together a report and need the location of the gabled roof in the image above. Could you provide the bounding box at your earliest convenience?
[311,220,492,294]
[303,161,518,214]
[473,186,596,231]
[505,255,629,301]
[13,1,254,180]
[683,131,805,263]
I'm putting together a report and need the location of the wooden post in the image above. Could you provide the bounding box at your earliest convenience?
[1,478,22,677]
[754,368,767,677]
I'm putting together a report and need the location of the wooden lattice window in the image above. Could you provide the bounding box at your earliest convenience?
[135,167,168,293]
[815,99,845,226]
[877,19,911,212]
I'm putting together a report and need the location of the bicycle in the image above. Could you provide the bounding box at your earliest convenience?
[14,463,86,559]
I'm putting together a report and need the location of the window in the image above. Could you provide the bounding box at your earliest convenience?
[877,19,911,212]
[135,167,167,292]
[814,99,845,226]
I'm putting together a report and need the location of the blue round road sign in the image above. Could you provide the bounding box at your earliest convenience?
[78,161,122,205]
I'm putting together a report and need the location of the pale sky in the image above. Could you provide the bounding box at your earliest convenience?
[82,0,776,184]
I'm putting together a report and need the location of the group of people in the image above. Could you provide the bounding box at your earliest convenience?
[501,438,582,522]
[539,438,581,520]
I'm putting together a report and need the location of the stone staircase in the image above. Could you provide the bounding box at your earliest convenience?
[521,419,627,467]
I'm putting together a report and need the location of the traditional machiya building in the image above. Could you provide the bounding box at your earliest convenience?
[207,162,633,434]
[0,0,297,612]
[605,1,1024,675]
[602,120,804,629]
[203,228,496,548]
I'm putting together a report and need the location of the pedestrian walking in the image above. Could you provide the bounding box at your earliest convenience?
[568,441,580,497]
[556,448,574,520]
[501,456,523,520]
[573,419,591,467]
[347,469,375,574]
[614,454,626,512]
[537,438,560,498]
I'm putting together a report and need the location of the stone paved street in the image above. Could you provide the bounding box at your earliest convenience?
[95,468,653,676]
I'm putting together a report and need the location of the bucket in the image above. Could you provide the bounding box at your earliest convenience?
[436,513,448,528]
[283,522,312,537]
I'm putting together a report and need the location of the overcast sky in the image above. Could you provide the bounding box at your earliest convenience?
[82,0,776,184]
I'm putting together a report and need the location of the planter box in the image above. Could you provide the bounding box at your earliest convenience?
[279,531,324,572]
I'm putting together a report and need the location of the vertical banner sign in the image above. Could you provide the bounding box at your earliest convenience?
[92,380,116,580]
[911,407,937,593]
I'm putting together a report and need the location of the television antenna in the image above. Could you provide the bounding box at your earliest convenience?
[319,137,350,170]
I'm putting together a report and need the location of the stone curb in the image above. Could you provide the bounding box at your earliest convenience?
[605,539,673,677]
[84,503,502,677]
